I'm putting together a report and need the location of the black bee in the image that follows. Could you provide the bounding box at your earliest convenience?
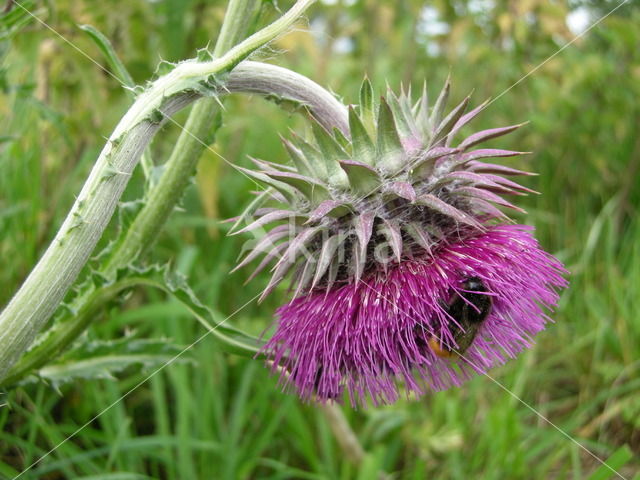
[428,277,493,358]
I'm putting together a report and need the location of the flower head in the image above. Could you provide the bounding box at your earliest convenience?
[231,79,567,406]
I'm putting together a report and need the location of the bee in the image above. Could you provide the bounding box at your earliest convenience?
[428,277,493,359]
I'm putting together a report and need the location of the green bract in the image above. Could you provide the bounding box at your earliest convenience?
[232,79,535,300]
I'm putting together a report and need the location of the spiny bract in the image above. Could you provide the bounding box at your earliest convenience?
[230,79,533,300]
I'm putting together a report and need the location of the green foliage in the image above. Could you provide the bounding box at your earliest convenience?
[1,0,639,479]
[20,337,194,389]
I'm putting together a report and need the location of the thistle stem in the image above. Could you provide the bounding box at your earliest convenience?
[317,403,366,465]
[0,61,348,386]
[0,0,317,381]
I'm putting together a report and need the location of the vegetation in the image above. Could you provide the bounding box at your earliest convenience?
[0,0,638,478]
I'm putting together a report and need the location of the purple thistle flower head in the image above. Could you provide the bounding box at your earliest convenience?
[231,79,568,406]
[265,225,566,406]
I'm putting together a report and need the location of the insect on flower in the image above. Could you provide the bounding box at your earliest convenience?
[426,277,493,359]
[230,78,568,407]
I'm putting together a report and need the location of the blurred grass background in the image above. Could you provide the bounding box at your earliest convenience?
[1,0,639,478]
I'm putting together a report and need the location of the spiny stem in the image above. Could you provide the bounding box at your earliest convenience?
[1,0,262,386]
[1,60,348,387]
[0,0,317,382]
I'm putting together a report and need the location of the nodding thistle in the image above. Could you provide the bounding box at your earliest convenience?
[232,79,567,407]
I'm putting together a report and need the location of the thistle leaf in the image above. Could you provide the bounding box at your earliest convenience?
[414,81,430,135]
[307,200,351,223]
[403,222,433,252]
[291,133,330,182]
[415,194,482,227]
[376,97,404,174]
[455,186,526,212]
[236,166,297,203]
[429,77,450,135]
[457,148,526,163]
[228,189,276,234]
[312,233,343,289]
[230,209,300,235]
[446,99,489,146]
[467,161,535,176]
[246,241,290,283]
[431,95,470,147]
[231,225,291,272]
[412,147,459,177]
[80,24,135,92]
[282,137,316,178]
[459,124,526,150]
[386,88,416,140]
[340,160,381,196]
[261,170,331,204]
[262,226,323,301]
[348,106,376,166]
[354,212,375,259]
[385,182,416,202]
[359,77,376,138]
[333,126,351,151]
[380,219,403,262]
[311,123,350,189]
[21,338,192,388]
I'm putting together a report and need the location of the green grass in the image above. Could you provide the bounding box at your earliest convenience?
[1,1,639,478]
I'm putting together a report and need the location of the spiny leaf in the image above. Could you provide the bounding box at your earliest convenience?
[80,24,135,93]
[354,212,375,260]
[384,182,416,202]
[235,166,298,203]
[332,126,351,151]
[282,138,315,177]
[246,241,290,283]
[261,170,331,204]
[429,76,450,135]
[455,186,525,212]
[230,209,301,235]
[431,95,470,147]
[311,122,350,189]
[376,97,404,174]
[228,189,276,234]
[290,132,330,182]
[414,81,430,135]
[446,99,489,146]
[307,200,351,223]
[380,219,403,262]
[359,76,376,138]
[456,148,527,163]
[340,160,381,196]
[386,88,417,140]
[348,106,376,166]
[312,233,343,289]
[20,338,192,389]
[458,123,526,150]
[415,194,482,227]
[262,226,323,301]
[231,225,291,272]
[467,161,535,176]
[411,147,459,176]
[403,222,433,252]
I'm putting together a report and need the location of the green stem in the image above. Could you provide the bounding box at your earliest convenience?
[105,0,264,267]
[0,277,143,387]
[2,59,349,386]
[1,0,262,387]
[0,0,316,382]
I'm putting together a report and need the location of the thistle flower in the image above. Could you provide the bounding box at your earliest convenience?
[230,79,567,406]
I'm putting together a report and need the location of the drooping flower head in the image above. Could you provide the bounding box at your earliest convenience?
[230,79,567,406]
